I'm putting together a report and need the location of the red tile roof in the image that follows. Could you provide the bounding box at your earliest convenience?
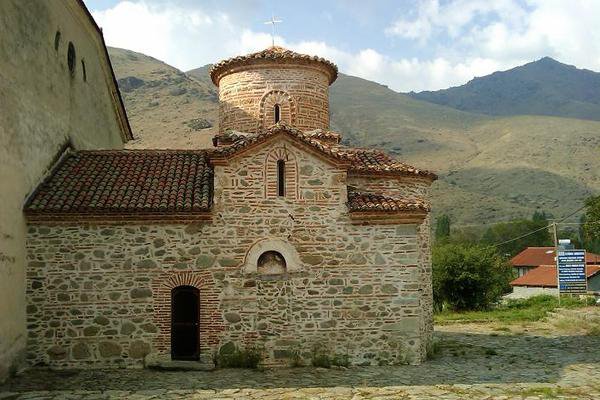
[347,189,430,213]
[510,247,600,267]
[25,150,212,214]
[210,46,338,85]
[212,123,437,180]
[511,265,600,287]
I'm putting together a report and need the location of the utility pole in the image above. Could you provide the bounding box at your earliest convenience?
[552,221,561,306]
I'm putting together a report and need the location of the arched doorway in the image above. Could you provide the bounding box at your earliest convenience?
[171,286,199,360]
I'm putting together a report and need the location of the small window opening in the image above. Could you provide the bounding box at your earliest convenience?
[67,42,76,76]
[81,59,87,82]
[257,251,287,275]
[54,31,61,51]
[274,104,281,123]
[277,159,285,197]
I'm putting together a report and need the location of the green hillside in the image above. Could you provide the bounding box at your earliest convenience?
[108,47,600,226]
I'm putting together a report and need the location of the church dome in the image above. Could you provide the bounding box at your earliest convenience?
[210,46,338,86]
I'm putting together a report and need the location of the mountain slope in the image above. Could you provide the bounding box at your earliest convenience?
[108,47,600,226]
[108,47,217,149]
[409,57,600,121]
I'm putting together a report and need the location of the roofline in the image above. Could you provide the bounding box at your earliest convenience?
[210,127,352,168]
[72,0,133,142]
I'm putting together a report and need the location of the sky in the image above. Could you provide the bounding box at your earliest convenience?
[85,0,600,92]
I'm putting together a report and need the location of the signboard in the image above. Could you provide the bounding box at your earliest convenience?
[557,249,587,294]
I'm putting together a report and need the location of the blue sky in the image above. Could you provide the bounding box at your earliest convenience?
[85,0,600,92]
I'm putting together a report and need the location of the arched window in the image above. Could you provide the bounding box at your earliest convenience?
[274,104,281,123]
[54,31,61,51]
[67,42,76,76]
[81,59,87,82]
[277,159,285,197]
[257,251,286,275]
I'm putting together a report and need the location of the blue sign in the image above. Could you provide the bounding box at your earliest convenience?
[557,249,587,294]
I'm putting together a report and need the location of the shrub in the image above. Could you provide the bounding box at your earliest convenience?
[311,353,332,368]
[433,243,513,311]
[332,353,350,368]
[217,343,263,369]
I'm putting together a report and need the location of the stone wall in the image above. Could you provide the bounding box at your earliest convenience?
[218,65,330,134]
[25,137,433,368]
[0,0,128,382]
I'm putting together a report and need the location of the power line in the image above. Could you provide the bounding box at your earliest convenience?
[491,204,588,248]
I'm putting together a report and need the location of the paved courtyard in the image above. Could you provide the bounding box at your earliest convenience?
[2,324,600,399]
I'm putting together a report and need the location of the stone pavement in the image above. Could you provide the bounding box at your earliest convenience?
[2,325,600,399]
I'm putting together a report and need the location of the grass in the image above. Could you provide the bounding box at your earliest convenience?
[435,295,595,325]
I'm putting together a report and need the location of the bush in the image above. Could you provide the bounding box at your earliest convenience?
[433,243,513,311]
[217,343,263,369]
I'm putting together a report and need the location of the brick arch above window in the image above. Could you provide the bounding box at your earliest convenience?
[264,147,298,200]
[259,90,296,130]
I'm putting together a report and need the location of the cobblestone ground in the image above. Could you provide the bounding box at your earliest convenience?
[2,324,600,399]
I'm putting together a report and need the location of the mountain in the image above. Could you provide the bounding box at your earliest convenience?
[107,47,600,226]
[108,47,218,149]
[409,57,600,121]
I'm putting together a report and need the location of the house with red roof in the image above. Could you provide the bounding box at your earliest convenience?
[510,247,600,277]
[509,247,600,298]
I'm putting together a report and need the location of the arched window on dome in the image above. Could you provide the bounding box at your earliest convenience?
[274,104,281,123]
[260,91,295,129]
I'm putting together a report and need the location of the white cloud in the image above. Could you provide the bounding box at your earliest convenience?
[92,0,600,93]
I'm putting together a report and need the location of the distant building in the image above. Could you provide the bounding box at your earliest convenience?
[510,247,600,277]
[509,265,600,298]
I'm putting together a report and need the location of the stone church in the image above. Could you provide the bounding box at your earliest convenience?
[23,45,436,368]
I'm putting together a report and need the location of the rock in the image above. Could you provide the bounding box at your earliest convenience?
[186,118,212,130]
[130,288,153,299]
[224,312,241,323]
[83,326,100,336]
[99,341,122,358]
[129,340,151,359]
[381,284,398,294]
[71,343,90,359]
[117,76,145,92]
[302,254,323,265]
[120,321,136,335]
[94,316,110,326]
[359,285,373,294]
[47,345,67,360]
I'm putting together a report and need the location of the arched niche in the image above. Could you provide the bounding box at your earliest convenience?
[259,90,296,129]
[242,238,301,274]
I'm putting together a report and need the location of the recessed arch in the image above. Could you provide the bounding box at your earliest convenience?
[259,90,296,129]
[242,238,301,274]
[257,251,287,274]
[265,147,298,199]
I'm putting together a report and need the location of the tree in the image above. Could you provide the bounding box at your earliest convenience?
[481,212,552,256]
[432,243,513,311]
[582,196,600,253]
[435,214,451,241]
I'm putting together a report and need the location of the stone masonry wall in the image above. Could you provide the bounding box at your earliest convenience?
[26,137,433,368]
[218,65,330,134]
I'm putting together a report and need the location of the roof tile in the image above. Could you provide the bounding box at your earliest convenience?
[25,150,212,214]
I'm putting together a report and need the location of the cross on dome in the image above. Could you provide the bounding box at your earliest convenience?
[264,15,282,47]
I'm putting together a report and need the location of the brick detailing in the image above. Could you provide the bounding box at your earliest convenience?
[25,137,434,368]
[218,66,330,135]
[259,90,296,129]
[151,272,224,355]
[265,147,298,200]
